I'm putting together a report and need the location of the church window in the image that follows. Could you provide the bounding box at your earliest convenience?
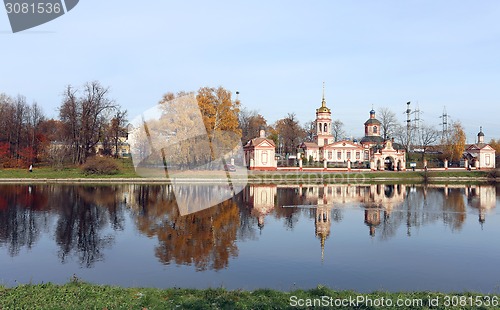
[364,151,369,160]
[337,151,342,160]
[486,155,491,166]
[356,152,360,160]
[324,139,328,145]
[347,152,351,160]
[328,151,332,159]
[373,126,378,134]
[324,123,327,132]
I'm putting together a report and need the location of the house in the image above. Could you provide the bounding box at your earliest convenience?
[243,126,277,170]
[464,127,496,169]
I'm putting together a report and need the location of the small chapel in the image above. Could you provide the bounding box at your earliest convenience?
[243,126,277,170]
[464,127,496,169]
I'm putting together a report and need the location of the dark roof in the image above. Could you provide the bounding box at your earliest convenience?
[467,143,490,150]
[360,136,384,144]
[364,118,381,125]
[299,142,319,149]
[371,141,405,151]
[392,142,405,150]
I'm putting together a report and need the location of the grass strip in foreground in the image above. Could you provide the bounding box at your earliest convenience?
[1,282,499,309]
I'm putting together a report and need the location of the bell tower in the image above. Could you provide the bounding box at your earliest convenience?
[314,83,333,147]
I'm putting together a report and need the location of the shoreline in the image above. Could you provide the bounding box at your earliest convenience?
[0,175,496,185]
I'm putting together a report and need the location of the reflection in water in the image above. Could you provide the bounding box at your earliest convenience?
[0,183,498,276]
[0,185,49,256]
[54,186,125,267]
[127,184,240,271]
[242,184,498,258]
[0,185,125,267]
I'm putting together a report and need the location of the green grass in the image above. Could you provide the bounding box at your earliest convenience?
[0,159,496,183]
[0,282,499,309]
[0,158,140,179]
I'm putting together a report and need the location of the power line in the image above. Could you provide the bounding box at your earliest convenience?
[439,106,449,139]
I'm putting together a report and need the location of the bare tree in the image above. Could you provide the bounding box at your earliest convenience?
[110,109,128,158]
[331,119,346,142]
[274,113,305,155]
[394,123,415,155]
[416,124,439,161]
[303,120,315,142]
[59,81,117,164]
[238,108,267,144]
[378,107,398,139]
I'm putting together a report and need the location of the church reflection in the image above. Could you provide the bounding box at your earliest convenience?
[0,183,497,270]
[466,185,496,225]
[241,183,497,260]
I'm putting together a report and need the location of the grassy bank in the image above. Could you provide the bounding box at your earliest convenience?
[0,159,138,179]
[0,158,496,184]
[1,282,499,309]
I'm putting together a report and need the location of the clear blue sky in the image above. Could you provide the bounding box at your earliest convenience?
[1,1,499,143]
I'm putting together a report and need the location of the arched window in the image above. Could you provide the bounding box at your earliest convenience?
[324,123,327,133]
[373,126,378,134]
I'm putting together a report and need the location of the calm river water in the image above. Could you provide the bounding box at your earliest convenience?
[0,183,499,293]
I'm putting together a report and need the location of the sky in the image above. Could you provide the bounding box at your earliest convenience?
[1,1,500,143]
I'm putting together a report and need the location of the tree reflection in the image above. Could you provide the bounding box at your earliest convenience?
[54,186,124,267]
[129,185,240,271]
[442,187,466,230]
[0,185,49,256]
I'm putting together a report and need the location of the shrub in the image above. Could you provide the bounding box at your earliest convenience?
[81,157,120,175]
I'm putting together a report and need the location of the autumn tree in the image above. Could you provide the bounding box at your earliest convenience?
[274,113,306,155]
[0,142,9,164]
[197,86,241,140]
[378,107,398,139]
[130,92,196,170]
[488,139,500,154]
[0,93,46,166]
[59,81,118,164]
[331,119,346,142]
[441,121,466,162]
[238,108,267,144]
[196,87,242,166]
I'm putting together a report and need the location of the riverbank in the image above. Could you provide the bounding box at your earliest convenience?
[1,282,498,309]
[0,168,496,184]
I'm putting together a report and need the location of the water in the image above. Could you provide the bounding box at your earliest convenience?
[0,183,499,293]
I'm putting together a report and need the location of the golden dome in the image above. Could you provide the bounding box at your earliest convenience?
[317,98,330,113]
